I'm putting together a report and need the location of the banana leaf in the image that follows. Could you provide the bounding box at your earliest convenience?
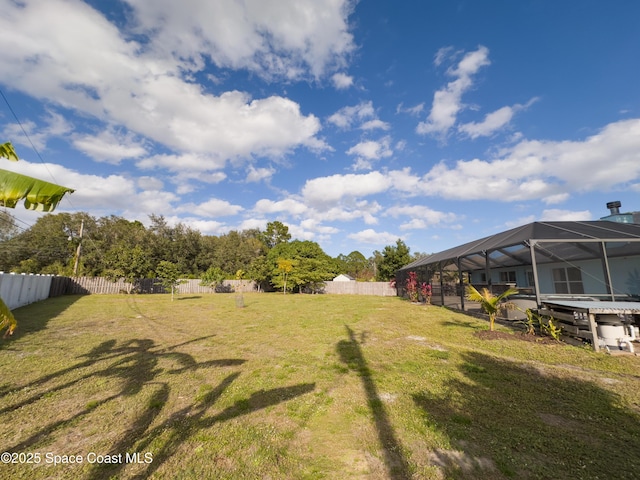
[1,296,17,338]
[0,168,74,212]
[0,142,19,162]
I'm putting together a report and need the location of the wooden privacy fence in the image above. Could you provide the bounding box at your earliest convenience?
[2,276,398,310]
[56,277,257,295]
[61,278,396,296]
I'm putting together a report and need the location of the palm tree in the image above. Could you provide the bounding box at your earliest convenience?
[466,285,518,331]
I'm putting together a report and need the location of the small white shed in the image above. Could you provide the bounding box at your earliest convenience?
[333,274,355,282]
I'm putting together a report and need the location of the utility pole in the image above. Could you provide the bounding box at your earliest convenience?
[73,219,84,276]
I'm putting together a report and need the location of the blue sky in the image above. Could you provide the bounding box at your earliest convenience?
[1,0,639,258]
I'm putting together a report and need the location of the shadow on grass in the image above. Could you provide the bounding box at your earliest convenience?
[0,335,220,409]
[0,294,85,350]
[114,378,316,480]
[1,335,315,479]
[337,325,412,480]
[412,351,640,479]
[440,318,484,330]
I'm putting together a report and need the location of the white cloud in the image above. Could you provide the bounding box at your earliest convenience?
[73,129,147,163]
[399,219,428,230]
[246,165,276,183]
[385,205,458,226]
[2,120,39,150]
[1,159,173,213]
[417,45,490,137]
[543,193,570,205]
[168,170,227,196]
[419,159,555,201]
[450,46,491,77]
[417,118,640,202]
[254,198,308,215]
[347,229,400,245]
[178,198,243,217]
[512,119,640,192]
[0,0,328,172]
[126,0,356,80]
[173,171,228,184]
[2,110,73,151]
[299,218,340,234]
[386,167,421,193]
[328,101,376,129]
[286,224,316,241]
[360,119,390,131]
[458,98,538,139]
[302,171,391,207]
[332,72,354,89]
[540,209,592,221]
[138,176,164,191]
[396,102,425,116]
[179,218,229,236]
[367,138,392,155]
[458,106,516,139]
[351,158,371,171]
[347,137,393,170]
[237,218,268,232]
[434,46,455,67]
[287,218,340,243]
[313,201,382,225]
[137,153,227,173]
[124,189,180,217]
[504,210,592,229]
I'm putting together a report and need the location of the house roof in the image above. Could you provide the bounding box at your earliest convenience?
[333,273,355,280]
[399,221,640,273]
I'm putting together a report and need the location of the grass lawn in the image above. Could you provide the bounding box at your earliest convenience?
[1,293,639,479]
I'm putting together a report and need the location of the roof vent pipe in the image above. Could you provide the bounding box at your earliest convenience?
[606,201,621,215]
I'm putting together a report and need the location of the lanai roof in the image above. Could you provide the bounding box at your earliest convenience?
[399,221,640,272]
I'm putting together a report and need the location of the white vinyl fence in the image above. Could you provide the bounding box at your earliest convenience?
[0,272,54,310]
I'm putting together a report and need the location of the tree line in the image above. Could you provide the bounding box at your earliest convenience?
[0,211,424,292]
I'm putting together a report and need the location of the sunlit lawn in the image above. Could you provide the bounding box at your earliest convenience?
[1,293,639,479]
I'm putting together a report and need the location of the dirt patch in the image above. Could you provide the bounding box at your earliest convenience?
[428,447,496,476]
[538,413,580,429]
[538,413,601,447]
[474,330,562,345]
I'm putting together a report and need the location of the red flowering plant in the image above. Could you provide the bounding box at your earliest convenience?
[405,271,419,303]
[421,282,432,304]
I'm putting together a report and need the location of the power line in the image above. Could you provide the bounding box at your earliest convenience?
[0,88,63,188]
[0,87,79,216]
[0,209,32,234]
[0,90,111,269]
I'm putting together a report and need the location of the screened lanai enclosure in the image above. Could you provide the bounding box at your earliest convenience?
[396,221,640,351]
